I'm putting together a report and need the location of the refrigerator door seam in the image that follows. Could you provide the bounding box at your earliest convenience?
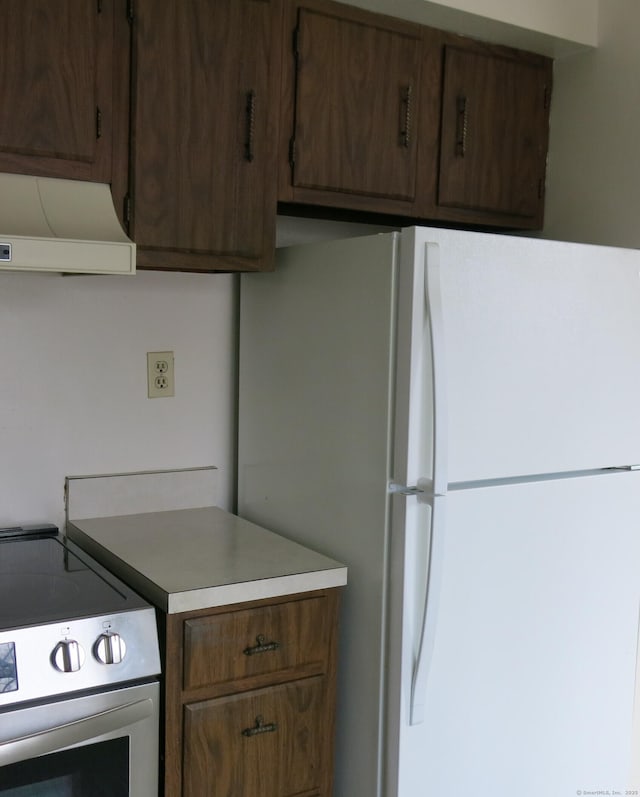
[450,465,640,491]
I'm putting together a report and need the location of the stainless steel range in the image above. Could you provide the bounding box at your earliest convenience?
[0,524,161,796]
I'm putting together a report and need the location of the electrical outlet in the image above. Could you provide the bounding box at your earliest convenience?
[147,351,175,398]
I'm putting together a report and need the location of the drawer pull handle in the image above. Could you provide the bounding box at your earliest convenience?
[245,89,256,163]
[242,715,277,737]
[400,84,413,148]
[243,634,280,656]
[455,95,468,157]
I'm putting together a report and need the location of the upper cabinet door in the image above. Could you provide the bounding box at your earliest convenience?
[131,0,280,272]
[437,44,552,226]
[0,1,127,186]
[282,0,424,212]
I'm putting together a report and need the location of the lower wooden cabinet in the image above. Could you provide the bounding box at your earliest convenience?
[160,589,340,796]
[184,677,327,797]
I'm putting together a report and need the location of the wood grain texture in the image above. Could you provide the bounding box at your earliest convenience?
[183,677,326,797]
[437,41,552,226]
[163,589,341,797]
[163,612,186,797]
[279,0,551,230]
[131,0,281,272]
[184,595,331,690]
[292,3,421,200]
[280,0,436,216]
[0,0,125,183]
[110,0,132,228]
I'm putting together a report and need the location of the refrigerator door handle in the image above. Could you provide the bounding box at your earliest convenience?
[404,242,449,725]
[424,242,448,496]
[410,494,446,726]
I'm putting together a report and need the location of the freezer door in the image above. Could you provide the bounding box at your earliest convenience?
[404,227,640,482]
[395,471,640,797]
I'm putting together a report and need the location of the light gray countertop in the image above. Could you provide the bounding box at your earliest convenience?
[67,506,347,614]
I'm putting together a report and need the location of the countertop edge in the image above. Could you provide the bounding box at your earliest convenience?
[166,566,348,614]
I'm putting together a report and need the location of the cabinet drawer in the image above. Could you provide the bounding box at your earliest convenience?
[183,596,330,689]
[183,676,326,797]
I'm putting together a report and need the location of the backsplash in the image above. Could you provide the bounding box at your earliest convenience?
[66,467,220,521]
[0,269,236,529]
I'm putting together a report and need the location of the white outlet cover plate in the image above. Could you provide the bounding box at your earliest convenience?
[147,351,174,398]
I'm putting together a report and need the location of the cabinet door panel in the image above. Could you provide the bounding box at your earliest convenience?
[0,0,120,182]
[183,677,326,797]
[292,6,421,201]
[132,0,277,268]
[183,595,330,690]
[438,45,550,221]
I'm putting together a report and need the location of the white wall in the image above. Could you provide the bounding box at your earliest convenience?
[419,0,596,44]
[544,0,640,248]
[346,0,597,55]
[0,270,236,531]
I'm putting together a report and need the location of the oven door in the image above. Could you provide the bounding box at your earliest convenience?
[0,681,158,796]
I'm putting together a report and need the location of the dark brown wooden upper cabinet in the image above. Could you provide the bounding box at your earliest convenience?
[280,0,551,230]
[280,0,441,216]
[0,1,129,199]
[130,0,281,272]
[436,41,552,229]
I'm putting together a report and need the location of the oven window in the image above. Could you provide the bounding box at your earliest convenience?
[0,737,128,796]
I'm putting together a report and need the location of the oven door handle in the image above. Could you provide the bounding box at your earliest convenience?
[0,697,154,767]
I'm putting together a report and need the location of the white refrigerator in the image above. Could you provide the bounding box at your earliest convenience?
[238,226,640,797]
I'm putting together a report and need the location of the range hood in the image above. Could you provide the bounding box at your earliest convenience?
[0,173,135,274]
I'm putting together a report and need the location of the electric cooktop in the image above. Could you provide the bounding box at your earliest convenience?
[0,524,149,632]
[0,524,160,709]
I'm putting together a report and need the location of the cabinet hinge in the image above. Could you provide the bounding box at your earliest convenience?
[543,84,550,110]
[96,106,102,139]
[127,0,135,24]
[538,177,545,199]
[288,136,296,167]
[293,25,300,58]
[124,193,133,230]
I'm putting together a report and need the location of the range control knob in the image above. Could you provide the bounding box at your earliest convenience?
[94,632,127,665]
[52,640,85,673]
